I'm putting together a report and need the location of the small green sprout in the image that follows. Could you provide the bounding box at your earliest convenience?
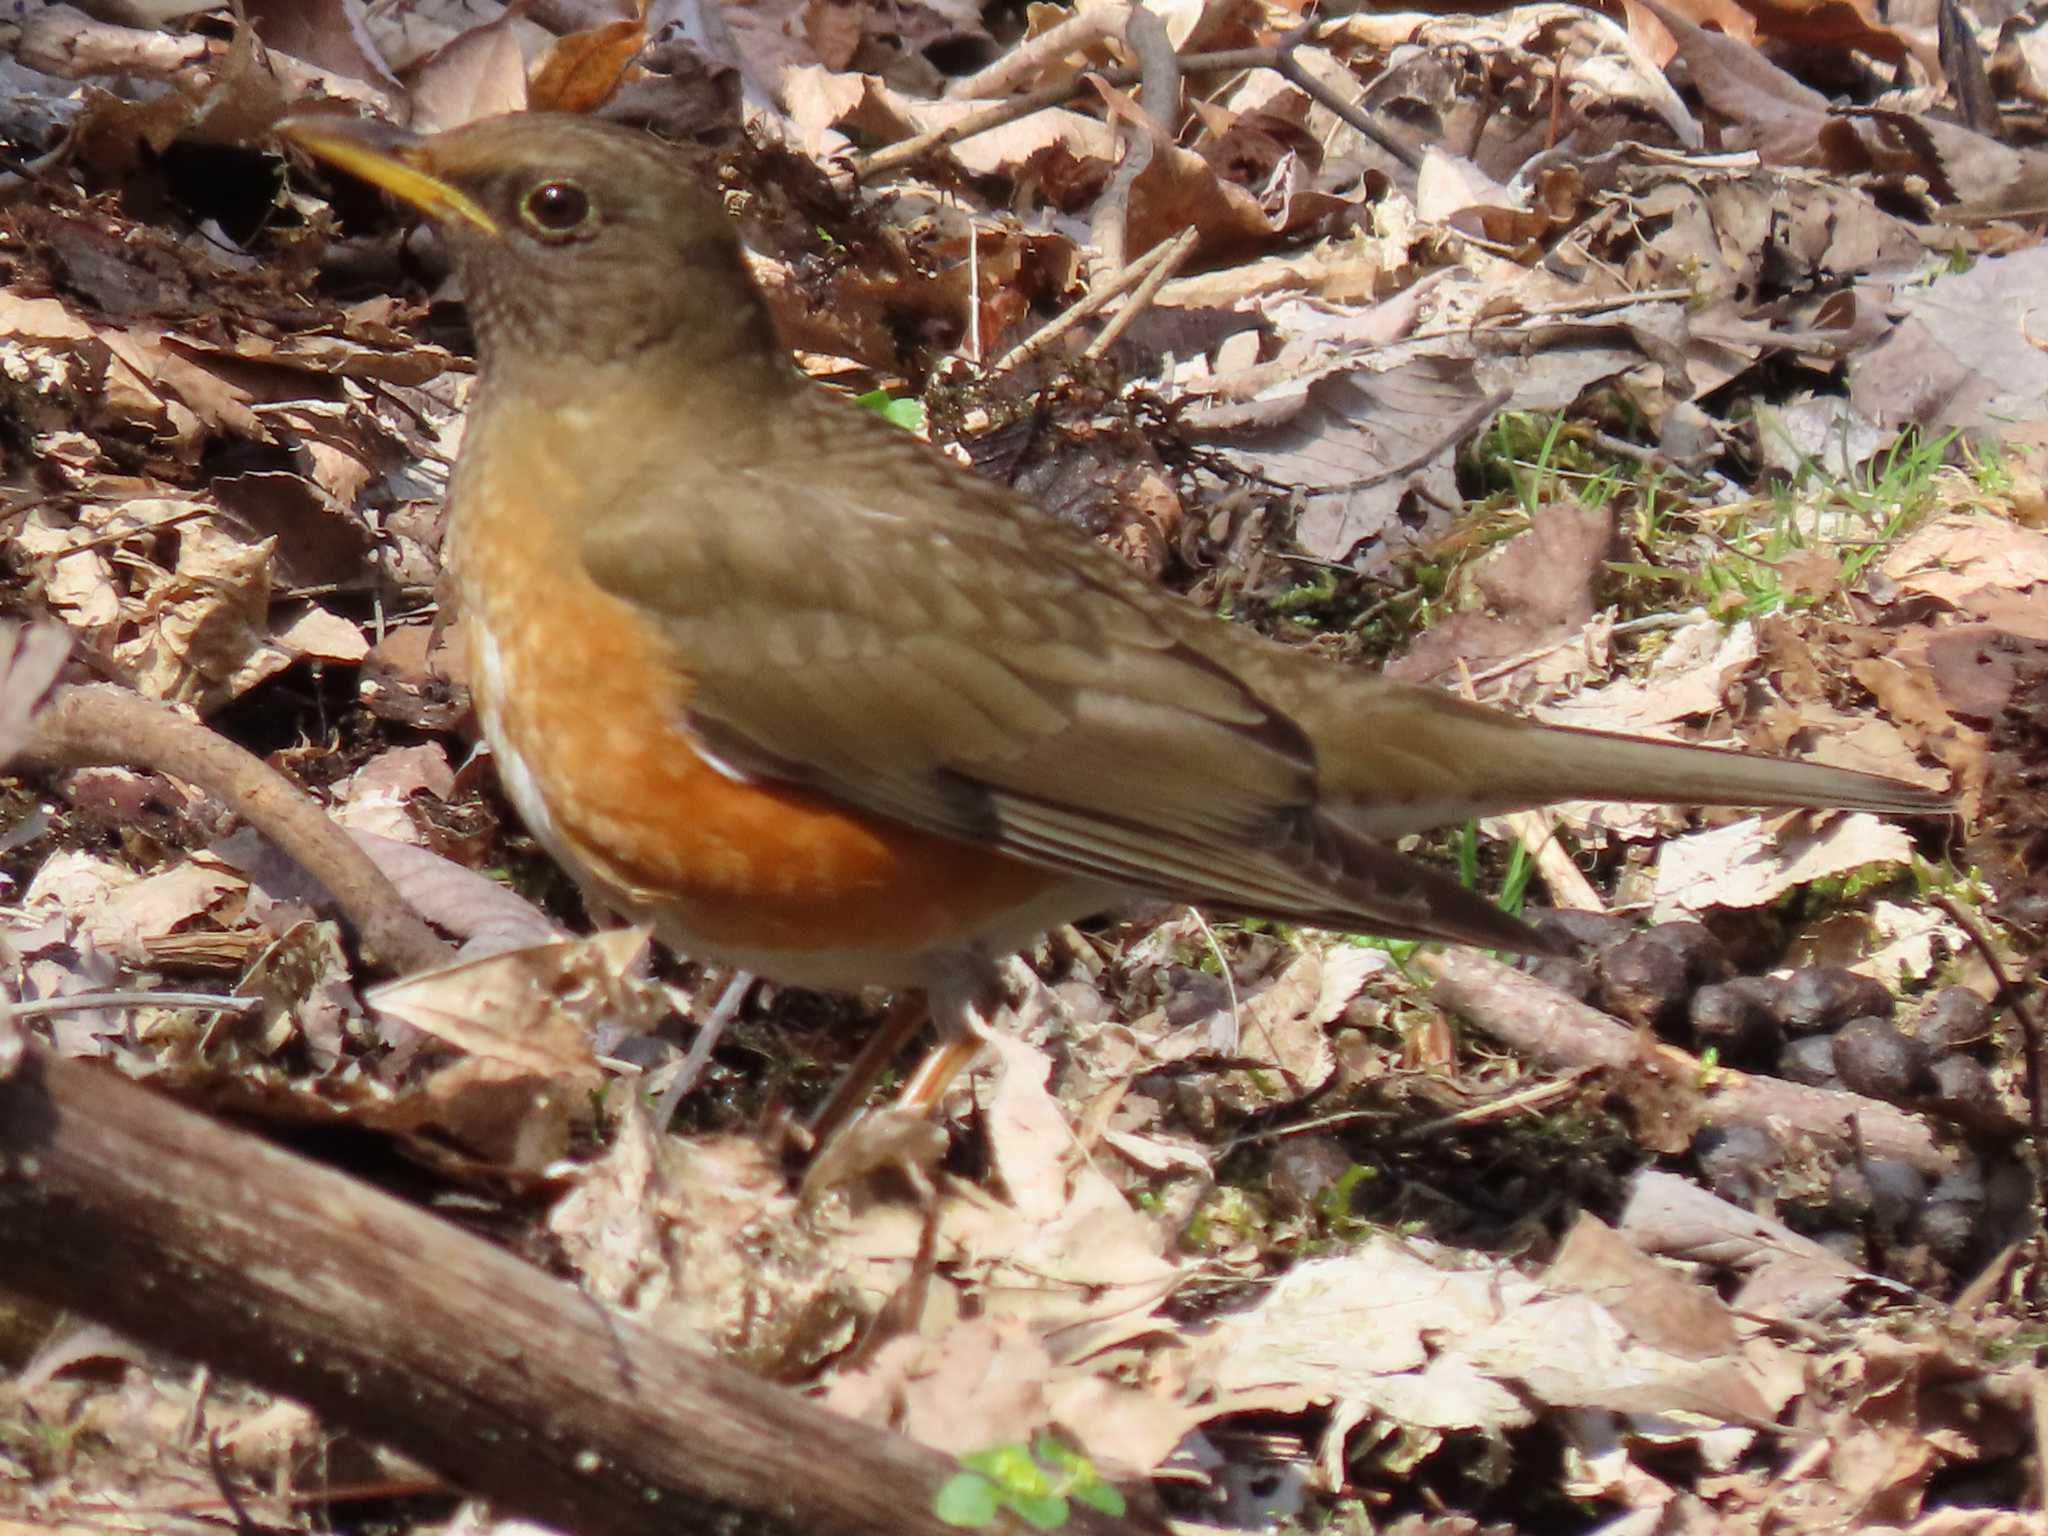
[856,388,927,434]
[936,1435,1127,1529]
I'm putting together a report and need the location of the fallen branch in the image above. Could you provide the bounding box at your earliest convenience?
[1422,947,2002,1174]
[0,1028,1159,1536]
[1087,3,1176,272]
[21,684,452,976]
[14,2,394,113]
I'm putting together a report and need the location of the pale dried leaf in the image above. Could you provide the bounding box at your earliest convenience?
[0,622,71,768]
[366,928,656,1080]
[406,7,531,131]
[1651,812,1917,919]
[329,743,455,844]
[85,859,247,959]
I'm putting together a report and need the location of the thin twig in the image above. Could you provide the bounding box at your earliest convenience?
[1216,1069,1600,1153]
[1395,285,1698,344]
[1390,1069,1598,1143]
[858,76,1101,179]
[1087,2,1179,271]
[965,200,981,362]
[1082,225,1198,359]
[1423,947,1976,1172]
[0,139,82,206]
[1264,22,1421,172]
[853,26,1408,179]
[205,1430,261,1536]
[943,4,1123,100]
[1587,428,1700,473]
[1219,1105,1397,1152]
[43,504,216,559]
[987,227,1187,373]
[2031,1370,2048,1514]
[3,991,261,1020]
[1187,907,1244,1054]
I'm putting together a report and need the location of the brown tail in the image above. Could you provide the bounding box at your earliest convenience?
[1505,720,1951,818]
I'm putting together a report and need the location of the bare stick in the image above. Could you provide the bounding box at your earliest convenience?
[944,5,1122,99]
[1089,2,1177,271]
[1083,225,1198,360]
[1422,948,1994,1173]
[0,1031,1157,1536]
[1496,807,1605,911]
[4,991,261,1019]
[988,228,1186,373]
[21,685,452,976]
[18,2,393,112]
[858,77,1103,179]
[1262,23,1421,172]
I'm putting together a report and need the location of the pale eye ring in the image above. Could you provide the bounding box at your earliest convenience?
[520,179,592,237]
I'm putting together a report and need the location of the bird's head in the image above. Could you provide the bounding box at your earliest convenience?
[277,112,780,376]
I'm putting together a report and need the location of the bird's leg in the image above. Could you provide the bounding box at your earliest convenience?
[649,967,755,1129]
[893,952,1006,1116]
[895,1030,991,1113]
[807,991,934,1147]
[799,956,1005,1196]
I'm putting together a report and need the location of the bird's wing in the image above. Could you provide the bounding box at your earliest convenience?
[575,394,1530,946]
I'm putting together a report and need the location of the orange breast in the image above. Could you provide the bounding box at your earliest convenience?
[452,476,1070,983]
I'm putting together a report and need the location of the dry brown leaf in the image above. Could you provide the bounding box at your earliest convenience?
[1650,812,1919,919]
[366,927,657,1080]
[329,743,456,844]
[550,1113,860,1372]
[1883,512,2048,613]
[1415,150,1557,246]
[1850,247,2048,447]
[1391,502,1616,687]
[1623,0,1759,55]
[1618,1168,1868,1323]
[1541,620,1759,734]
[1631,6,1828,163]
[405,7,531,131]
[84,859,249,960]
[529,17,648,112]
[247,0,404,91]
[1546,1213,1742,1358]
[115,525,285,708]
[346,831,561,955]
[1194,1231,1784,1497]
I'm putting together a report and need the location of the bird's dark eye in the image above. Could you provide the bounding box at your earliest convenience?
[520,179,592,237]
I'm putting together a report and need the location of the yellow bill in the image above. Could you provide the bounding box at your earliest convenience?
[275,115,499,236]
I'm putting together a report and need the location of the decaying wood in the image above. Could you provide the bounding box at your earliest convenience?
[0,1030,1158,1536]
[1424,947,1999,1174]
